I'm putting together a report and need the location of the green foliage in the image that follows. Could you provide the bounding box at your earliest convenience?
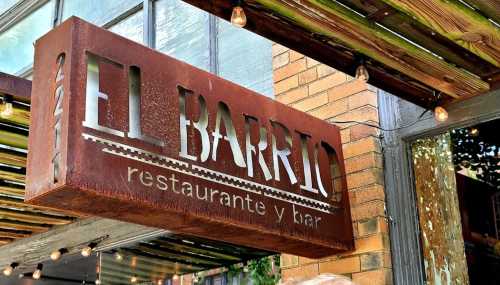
[248,255,281,285]
[451,128,500,188]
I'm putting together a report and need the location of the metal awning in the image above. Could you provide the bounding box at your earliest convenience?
[183,0,499,107]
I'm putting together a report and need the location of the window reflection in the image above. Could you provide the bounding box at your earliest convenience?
[0,1,54,75]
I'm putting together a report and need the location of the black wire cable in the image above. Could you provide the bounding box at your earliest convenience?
[329,109,430,132]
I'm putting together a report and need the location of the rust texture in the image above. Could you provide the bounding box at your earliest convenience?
[411,134,469,285]
[25,17,353,258]
[0,72,31,102]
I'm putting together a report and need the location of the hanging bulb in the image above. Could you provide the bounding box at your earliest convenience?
[3,262,18,276]
[114,252,123,262]
[355,64,369,82]
[50,248,67,261]
[81,242,97,257]
[131,275,138,283]
[172,273,179,281]
[231,6,247,28]
[32,264,43,280]
[157,279,164,285]
[470,127,479,136]
[0,101,13,118]
[95,279,101,285]
[434,106,448,122]
[18,273,24,279]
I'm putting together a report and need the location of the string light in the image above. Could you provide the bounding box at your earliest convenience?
[157,279,164,285]
[434,106,448,122]
[3,262,18,276]
[81,242,97,257]
[231,1,247,28]
[32,263,43,280]
[355,57,369,82]
[470,127,479,136]
[95,279,101,285]
[114,252,123,262]
[172,273,179,281]
[0,96,14,119]
[193,273,199,283]
[50,248,68,261]
[131,275,138,283]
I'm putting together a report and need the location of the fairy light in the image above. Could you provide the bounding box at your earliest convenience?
[3,262,18,276]
[231,1,247,28]
[434,106,448,122]
[50,248,68,261]
[32,264,43,280]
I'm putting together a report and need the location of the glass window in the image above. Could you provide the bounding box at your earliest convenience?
[154,0,210,72]
[0,0,19,15]
[61,0,142,26]
[217,19,273,97]
[108,9,144,44]
[0,1,54,75]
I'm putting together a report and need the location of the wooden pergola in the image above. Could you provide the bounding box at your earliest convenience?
[185,0,499,107]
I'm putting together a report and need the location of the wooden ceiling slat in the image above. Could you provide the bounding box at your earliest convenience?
[463,0,500,24]
[0,196,78,217]
[0,208,74,225]
[152,239,241,261]
[0,150,26,168]
[134,244,222,266]
[0,185,24,198]
[0,168,25,184]
[336,0,498,77]
[102,254,177,274]
[253,0,489,98]
[378,0,500,67]
[0,104,30,127]
[0,229,30,239]
[115,250,205,272]
[0,129,27,149]
[123,248,206,269]
[0,219,50,232]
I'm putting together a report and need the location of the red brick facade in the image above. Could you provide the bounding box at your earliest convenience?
[273,44,392,285]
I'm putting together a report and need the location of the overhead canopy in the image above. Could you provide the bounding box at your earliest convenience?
[183,0,500,107]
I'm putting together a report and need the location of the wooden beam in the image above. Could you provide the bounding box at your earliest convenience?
[0,150,26,168]
[0,208,74,225]
[0,218,165,270]
[0,228,30,239]
[0,129,28,149]
[0,168,25,183]
[0,185,24,198]
[335,0,498,78]
[0,104,30,127]
[152,239,241,261]
[253,0,489,98]
[463,0,500,24]
[378,0,500,67]
[0,196,81,217]
[0,219,49,232]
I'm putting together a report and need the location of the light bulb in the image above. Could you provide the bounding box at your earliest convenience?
[81,242,97,257]
[172,274,179,281]
[50,248,67,261]
[470,128,479,136]
[81,246,92,257]
[231,6,247,28]
[18,273,24,279]
[355,64,369,82]
[0,102,13,118]
[3,263,18,276]
[434,106,448,122]
[131,275,138,283]
[243,266,249,273]
[95,279,101,285]
[157,279,163,285]
[33,264,43,280]
[114,252,123,262]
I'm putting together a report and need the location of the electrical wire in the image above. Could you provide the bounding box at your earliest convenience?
[329,109,430,132]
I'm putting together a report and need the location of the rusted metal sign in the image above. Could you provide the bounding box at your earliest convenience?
[26,18,353,258]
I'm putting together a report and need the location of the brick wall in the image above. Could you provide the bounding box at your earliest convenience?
[273,44,392,285]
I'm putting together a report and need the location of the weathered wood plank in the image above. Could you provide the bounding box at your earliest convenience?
[0,219,49,232]
[0,185,24,198]
[0,208,74,225]
[0,150,26,168]
[463,0,500,24]
[0,229,30,239]
[336,0,498,77]
[0,129,28,149]
[253,0,489,98]
[0,168,25,183]
[379,0,500,66]
[0,218,165,270]
[0,104,30,127]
